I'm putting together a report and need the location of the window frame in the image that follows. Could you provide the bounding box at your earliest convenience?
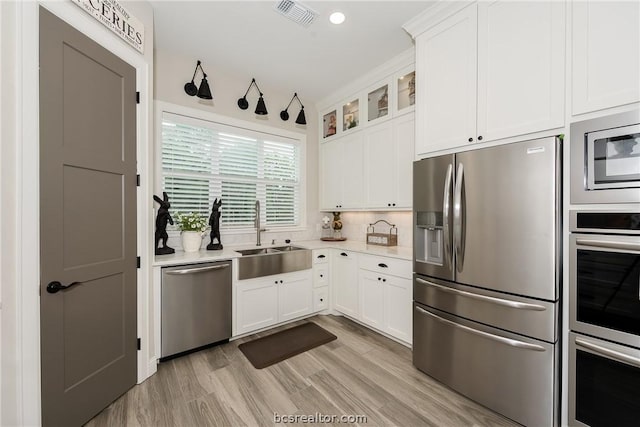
[155,101,307,235]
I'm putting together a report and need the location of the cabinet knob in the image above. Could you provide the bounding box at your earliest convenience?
[320,298,324,302]
[383,278,386,282]
[387,203,391,207]
[320,274,323,278]
[478,135,483,141]
[392,203,396,207]
[274,280,278,284]
[280,280,283,284]
[378,277,381,281]
[468,137,473,142]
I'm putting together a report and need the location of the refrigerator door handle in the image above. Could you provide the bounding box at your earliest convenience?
[415,305,546,352]
[453,163,465,272]
[415,277,547,311]
[443,163,454,269]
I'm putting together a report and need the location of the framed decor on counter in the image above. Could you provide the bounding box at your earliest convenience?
[323,110,337,138]
[342,99,359,131]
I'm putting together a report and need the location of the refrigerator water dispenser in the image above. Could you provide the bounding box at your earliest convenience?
[415,211,443,265]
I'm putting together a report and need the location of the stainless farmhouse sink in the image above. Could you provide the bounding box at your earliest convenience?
[236,246,311,280]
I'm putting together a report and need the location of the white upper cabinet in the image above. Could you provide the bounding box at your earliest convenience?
[572,1,640,115]
[476,0,565,142]
[320,133,364,210]
[415,4,477,155]
[414,1,565,157]
[364,114,414,209]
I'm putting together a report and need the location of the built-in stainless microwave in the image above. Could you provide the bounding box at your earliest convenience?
[571,109,640,204]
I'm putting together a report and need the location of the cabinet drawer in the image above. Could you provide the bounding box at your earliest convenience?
[359,254,411,278]
[313,265,328,288]
[313,249,330,264]
[313,287,329,312]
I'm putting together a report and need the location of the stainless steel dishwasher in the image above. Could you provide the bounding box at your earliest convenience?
[161,261,232,359]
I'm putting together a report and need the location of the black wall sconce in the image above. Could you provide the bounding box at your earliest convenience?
[280,93,306,125]
[184,60,212,99]
[238,78,268,115]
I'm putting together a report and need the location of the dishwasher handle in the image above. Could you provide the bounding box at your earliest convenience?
[165,264,229,275]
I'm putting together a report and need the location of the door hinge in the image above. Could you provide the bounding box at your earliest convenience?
[136,91,140,104]
[137,338,141,350]
[136,174,140,186]
[137,256,141,268]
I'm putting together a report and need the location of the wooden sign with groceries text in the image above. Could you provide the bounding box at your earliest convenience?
[72,0,145,53]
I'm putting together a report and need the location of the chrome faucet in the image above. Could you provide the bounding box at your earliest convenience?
[255,200,266,246]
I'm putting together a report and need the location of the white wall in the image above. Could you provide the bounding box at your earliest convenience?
[154,48,322,247]
[0,1,155,425]
[1,2,20,424]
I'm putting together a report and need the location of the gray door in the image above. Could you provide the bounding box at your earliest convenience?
[454,137,560,301]
[39,7,137,426]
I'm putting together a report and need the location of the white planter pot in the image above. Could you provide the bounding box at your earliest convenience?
[181,231,203,252]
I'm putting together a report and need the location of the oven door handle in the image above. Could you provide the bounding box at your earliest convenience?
[575,238,640,253]
[575,336,640,369]
[415,277,547,311]
[414,306,546,352]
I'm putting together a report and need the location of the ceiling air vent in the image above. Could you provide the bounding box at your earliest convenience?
[274,0,317,28]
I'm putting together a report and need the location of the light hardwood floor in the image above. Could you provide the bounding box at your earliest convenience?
[85,315,518,426]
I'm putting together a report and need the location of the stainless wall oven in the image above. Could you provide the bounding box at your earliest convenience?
[571,109,640,204]
[569,210,640,426]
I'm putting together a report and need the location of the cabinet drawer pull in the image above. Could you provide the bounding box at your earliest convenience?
[378,263,388,268]
[317,254,326,259]
[340,252,348,256]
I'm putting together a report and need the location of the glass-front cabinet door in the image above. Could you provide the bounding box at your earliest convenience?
[342,99,359,132]
[322,109,337,139]
[368,83,390,122]
[397,70,416,112]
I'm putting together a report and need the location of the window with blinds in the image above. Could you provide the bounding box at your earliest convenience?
[161,113,302,229]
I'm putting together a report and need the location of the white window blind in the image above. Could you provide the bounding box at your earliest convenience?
[161,113,302,229]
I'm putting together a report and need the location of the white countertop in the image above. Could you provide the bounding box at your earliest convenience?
[153,239,412,267]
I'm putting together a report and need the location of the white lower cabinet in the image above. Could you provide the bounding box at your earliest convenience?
[331,250,412,344]
[382,274,412,343]
[279,271,313,322]
[236,278,279,335]
[236,269,312,335]
[332,250,359,318]
[358,257,412,344]
[359,270,385,330]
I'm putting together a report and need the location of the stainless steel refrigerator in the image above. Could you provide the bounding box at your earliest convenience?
[413,136,561,427]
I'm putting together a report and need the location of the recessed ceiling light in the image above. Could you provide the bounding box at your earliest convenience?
[329,12,345,25]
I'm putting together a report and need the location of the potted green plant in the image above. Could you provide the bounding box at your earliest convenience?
[175,212,208,252]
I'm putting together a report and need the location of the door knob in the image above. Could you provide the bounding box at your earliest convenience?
[46,280,81,294]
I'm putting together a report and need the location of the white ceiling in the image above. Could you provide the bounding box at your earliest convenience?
[150,1,434,103]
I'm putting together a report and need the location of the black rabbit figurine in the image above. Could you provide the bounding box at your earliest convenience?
[207,198,223,250]
[154,192,175,255]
